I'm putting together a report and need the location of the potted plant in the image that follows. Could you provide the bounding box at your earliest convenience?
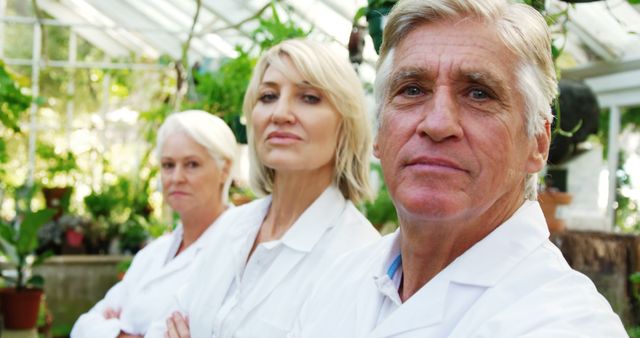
[37,213,92,255]
[0,208,56,329]
[36,143,78,219]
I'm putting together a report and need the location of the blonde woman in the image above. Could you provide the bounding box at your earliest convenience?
[146,39,380,338]
[71,111,237,338]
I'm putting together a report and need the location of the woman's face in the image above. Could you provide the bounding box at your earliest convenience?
[160,131,227,216]
[251,57,341,177]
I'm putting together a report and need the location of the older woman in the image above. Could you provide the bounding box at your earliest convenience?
[148,39,380,338]
[71,110,237,338]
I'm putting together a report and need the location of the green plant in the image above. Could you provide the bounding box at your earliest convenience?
[84,172,158,253]
[119,217,149,254]
[630,272,640,300]
[628,326,640,338]
[36,143,79,185]
[362,164,398,233]
[185,3,309,143]
[116,257,132,275]
[0,60,30,133]
[353,0,397,53]
[0,209,56,289]
[0,60,31,183]
[189,49,255,143]
[250,3,311,52]
[37,213,91,254]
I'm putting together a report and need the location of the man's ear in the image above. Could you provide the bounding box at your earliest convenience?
[526,121,551,173]
[373,138,381,159]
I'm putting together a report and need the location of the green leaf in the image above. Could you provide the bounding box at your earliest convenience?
[32,250,53,268]
[27,274,45,288]
[16,209,56,256]
[353,7,367,22]
[0,234,19,265]
[0,220,16,242]
[630,272,640,284]
[1,275,17,285]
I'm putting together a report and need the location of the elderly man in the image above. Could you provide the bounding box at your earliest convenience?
[290,0,626,336]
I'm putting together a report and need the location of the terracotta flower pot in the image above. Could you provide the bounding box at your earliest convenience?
[42,186,72,219]
[538,190,572,233]
[0,287,43,329]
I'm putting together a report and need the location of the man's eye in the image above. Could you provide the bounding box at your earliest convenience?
[161,162,174,169]
[469,88,491,100]
[302,94,320,104]
[259,93,277,103]
[402,86,423,97]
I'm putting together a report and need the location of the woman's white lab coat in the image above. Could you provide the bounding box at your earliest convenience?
[145,185,380,338]
[71,220,222,338]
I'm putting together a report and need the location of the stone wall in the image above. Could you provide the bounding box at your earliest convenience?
[35,255,129,329]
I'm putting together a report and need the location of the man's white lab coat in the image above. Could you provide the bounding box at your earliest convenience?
[145,185,380,338]
[71,220,222,338]
[291,200,627,337]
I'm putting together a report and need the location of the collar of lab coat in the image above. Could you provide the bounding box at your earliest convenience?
[138,209,229,289]
[279,184,346,252]
[223,184,347,285]
[368,200,549,336]
[210,185,348,333]
[165,207,232,262]
[375,200,548,286]
[446,200,549,287]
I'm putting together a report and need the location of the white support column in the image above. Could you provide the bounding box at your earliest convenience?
[27,23,42,187]
[607,105,621,229]
[101,72,111,153]
[66,30,77,149]
[0,0,6,58]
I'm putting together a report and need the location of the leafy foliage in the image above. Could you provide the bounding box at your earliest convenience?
[0,61,31,182]
[36,143,78,184]
[185,3,309,143]
[189,49,256,143]
[0,209,56,289]
[362,164,398,231]
[251,4,311,52]
[0,61,31,133]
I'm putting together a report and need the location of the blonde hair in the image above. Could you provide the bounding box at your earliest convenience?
[243,39,373,203]
[156,110,238,204]
[375,0,558,200]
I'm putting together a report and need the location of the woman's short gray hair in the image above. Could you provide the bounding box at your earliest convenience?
[156,110,238,204]
[375,0,558,200]
[242,39,373,203]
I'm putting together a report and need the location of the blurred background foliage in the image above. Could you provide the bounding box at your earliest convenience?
[0,1,310,257]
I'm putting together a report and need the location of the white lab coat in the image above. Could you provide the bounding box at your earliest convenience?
[71,219,223,338]
[145,185,380,338]
[291,200,627,338]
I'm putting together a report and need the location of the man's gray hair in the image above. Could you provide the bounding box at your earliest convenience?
[374,0,558,200]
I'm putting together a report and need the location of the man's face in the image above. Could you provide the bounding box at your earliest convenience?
[375,18,548,227]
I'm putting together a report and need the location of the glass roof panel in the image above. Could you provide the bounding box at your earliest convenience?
[13,0,640,89]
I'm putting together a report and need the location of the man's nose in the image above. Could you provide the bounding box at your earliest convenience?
[416,89,463,142]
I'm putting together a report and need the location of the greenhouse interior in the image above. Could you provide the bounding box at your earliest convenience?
[1,0,640,336]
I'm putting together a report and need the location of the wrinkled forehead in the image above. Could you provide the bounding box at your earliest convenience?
[392,19,518,85]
